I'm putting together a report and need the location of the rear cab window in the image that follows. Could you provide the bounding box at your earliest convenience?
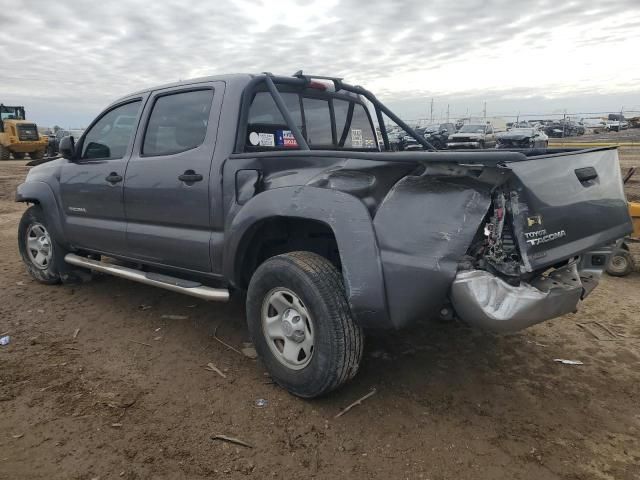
[245,87,378,152]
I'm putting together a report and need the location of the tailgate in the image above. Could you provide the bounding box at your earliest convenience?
[506,148,632,271]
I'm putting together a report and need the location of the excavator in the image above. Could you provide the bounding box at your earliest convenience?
[0,104,48,160]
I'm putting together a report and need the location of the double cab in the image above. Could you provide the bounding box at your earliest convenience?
[16,72,632,397]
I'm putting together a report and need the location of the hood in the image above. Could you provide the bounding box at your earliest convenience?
[498,133,533,142]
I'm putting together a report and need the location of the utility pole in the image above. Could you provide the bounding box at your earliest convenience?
[446,104,450,123]
[429,98,434,124]
[483,101,487,122]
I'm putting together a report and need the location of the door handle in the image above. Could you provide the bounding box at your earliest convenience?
[105,172,123,184]
[178,170,203,184]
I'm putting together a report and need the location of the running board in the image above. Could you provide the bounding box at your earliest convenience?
[64,253,229,302]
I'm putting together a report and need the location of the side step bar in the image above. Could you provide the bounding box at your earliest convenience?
[64,253,229,302]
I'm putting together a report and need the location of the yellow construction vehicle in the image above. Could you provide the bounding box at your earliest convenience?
[0,104,48,160]
[607,168,640,276]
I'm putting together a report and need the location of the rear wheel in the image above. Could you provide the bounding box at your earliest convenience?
[606,248,635,277]
[30,150,44,160]
[12,152,25,160]
[0,145,10,160]
[246,251,364,398]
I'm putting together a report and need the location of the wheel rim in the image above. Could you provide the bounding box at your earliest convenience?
[261,288,314,370]
[26,223,53,270]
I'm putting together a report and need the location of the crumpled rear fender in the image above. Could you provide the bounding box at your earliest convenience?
[373,171,498,328]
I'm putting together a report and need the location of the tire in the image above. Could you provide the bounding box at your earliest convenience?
[18,205,83,284]
[606,248,635,277]
[12,152,25,160]
[246,251,364,398]
[30,150,44,160]
[0,145,10,160]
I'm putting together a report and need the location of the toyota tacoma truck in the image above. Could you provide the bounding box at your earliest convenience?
[15,72,632,398]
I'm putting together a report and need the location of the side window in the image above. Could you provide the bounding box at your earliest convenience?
[334,100,377,149]
[82,101,141,160]
[143,89,213,156]
[302,98,332,146]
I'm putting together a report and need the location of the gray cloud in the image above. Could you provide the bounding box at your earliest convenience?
[1,0,639,126]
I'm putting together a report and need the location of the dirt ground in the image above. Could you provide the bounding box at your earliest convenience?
[1,155,639,480]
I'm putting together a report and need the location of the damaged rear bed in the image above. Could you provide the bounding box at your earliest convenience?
[369,146,632,332]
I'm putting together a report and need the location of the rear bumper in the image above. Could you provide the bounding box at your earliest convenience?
[450,248,611,332]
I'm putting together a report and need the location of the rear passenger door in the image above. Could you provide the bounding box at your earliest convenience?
[123,82,224,273]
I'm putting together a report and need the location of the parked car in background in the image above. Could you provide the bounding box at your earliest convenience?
[582,118,608,134]
[496,127,549,149]
[606,120,629,132]
[47,129,85,157]
[545,120,583,138]
[447,123,497,149]
[423,122,455,149]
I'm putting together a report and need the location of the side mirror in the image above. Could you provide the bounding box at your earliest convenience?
[59,135,76,160]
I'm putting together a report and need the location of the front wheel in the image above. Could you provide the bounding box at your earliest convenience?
[18,205,85,284]
[0,145,10,160]
[246,252,364,398]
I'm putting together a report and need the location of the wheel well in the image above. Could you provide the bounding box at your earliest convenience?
[237,217,340,289]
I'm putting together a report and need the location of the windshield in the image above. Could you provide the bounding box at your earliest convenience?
[423,124,439,133]
[0,106,25,121]
[459,124,485,133]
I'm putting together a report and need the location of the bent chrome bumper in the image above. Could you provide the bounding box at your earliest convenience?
[450,250,610,333]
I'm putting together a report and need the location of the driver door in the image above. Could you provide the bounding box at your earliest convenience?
[59,98,145,254]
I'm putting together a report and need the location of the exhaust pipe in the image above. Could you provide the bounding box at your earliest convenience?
[64,253,229,302]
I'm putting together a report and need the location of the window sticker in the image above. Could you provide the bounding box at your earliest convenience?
[351,129,363,148]
[249,132,260,146]
[276,130,298,148]
[259,132,275,147]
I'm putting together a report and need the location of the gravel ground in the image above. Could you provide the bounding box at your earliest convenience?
[1,157,639,480]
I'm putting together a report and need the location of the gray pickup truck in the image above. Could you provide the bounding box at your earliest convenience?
[16,72,632,397]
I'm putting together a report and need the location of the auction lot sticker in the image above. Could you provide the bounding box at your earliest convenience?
[351,129,363,147]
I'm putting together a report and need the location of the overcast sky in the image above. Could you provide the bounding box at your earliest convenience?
[2,0,639,127]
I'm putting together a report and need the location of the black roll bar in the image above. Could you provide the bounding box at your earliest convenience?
[235,72,436,153]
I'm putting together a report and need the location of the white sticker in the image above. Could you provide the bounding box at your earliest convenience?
[249,132,260,146]
[259,133,275,147]
[351,129,363,148]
